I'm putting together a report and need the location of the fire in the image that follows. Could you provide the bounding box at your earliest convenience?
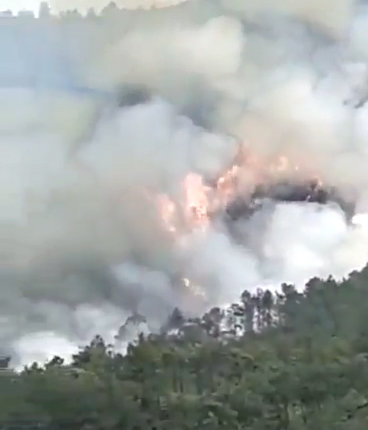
[156,173,211,235]
[153,144,327,306]
[156,144,325,236]
[215,164,239,207]
[183,173,210,229]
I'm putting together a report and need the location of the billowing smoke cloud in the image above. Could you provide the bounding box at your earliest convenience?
[3,0,368,365]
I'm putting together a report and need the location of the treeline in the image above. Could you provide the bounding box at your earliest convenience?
[0,1,183,19]
[2,267,368,429]
[0,0,191,90]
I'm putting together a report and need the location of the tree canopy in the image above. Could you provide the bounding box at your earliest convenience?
[3,267,368,429]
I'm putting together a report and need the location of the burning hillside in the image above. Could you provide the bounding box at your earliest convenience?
[155,145,356,238]
[3,0,368,365]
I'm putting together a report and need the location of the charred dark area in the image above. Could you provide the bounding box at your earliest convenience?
[116,87,153,108]
[225,180,355,222]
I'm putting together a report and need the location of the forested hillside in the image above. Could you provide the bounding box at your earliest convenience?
[2,267,368,429]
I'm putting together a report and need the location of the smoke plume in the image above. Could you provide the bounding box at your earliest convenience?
[3,0,368,366]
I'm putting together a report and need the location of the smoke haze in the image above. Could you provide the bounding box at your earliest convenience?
[3,0,368,366]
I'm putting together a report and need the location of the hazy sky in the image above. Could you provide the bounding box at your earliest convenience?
[50,0,187,13]
[0,0,187,13]
[0,0,41,12]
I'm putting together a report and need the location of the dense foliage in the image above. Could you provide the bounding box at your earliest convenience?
[3,267,368,429]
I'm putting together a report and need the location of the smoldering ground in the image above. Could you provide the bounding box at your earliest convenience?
[3,0,368,366]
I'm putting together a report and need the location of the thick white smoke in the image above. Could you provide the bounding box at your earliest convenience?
[3,0,368,365]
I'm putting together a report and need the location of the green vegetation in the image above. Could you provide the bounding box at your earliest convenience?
[3,267,368,429]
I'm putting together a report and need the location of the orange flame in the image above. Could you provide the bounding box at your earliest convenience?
[156,145,324,236]
[183,173,210,229]
[153,145,326,306]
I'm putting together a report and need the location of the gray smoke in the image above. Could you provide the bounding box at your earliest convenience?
[3,0,368,366]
